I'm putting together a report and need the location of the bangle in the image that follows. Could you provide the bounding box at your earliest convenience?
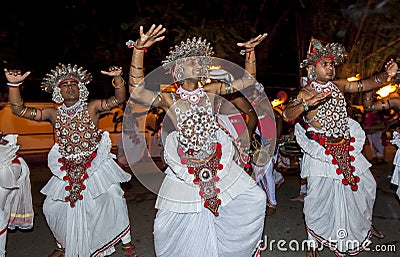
[245,60,256,64]
[131,64,145,70]
[10,100,24,107]
[301,98,309,112]
[130,74,144,79]
[7,82,22,87]
[357,80,363,92]
[112,77,125,89]
[17,106,28,117]
[240,48,255,55]
[129,82,142,88]
[29,107,38,120]
[133,44,148,53]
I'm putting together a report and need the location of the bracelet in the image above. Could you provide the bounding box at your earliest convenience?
[245,60,256,64]
[133,44,148,53]
[110,96,121,106]
[357,80,363,92]
[10,100,24,107]
[130,74,144,79]
[17,106,28,117]
[112,77,125,89]
[131,64,145,70]
[7,82,23,87]
[29,107,38,120]
[240,48,255,55]
[129,82,142,88]
[301,98,309,112]
[373,74,382,84]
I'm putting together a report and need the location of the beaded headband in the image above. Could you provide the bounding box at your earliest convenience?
[162,37,214,70]
[300,38,347,68]
[41,63,93,93]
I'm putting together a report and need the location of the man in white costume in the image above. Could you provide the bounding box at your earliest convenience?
[127,24,270,257]
[5,65,136,257]
[0,131,34,257]
[283,38,398,257]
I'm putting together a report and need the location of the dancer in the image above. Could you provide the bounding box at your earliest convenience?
[127,24,270,257]
[5,65,136,257]
[0,131,34,257]
[283,38,398,256]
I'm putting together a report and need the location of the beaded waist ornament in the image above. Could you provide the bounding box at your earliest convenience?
[178,143,223,216]
[59,152,97,207]
[304,125,360,191]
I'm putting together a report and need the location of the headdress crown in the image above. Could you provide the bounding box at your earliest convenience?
[41,63,93,93]
[300,38,347,68]
[162,37,214,70]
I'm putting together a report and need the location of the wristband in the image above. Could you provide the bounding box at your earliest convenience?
[7,82,22,87]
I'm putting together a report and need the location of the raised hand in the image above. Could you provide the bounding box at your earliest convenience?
[4,69,31,84]
[385,58,398,82]
[237,33,268,49]
[135,24,166,49]
[100,66,123,77]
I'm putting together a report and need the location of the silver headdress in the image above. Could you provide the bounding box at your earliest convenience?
[162,37,214,71]
[300,38,347,68]
[41,64,93,103]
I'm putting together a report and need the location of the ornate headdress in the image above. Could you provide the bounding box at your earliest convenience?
[41,64,93,103]
[162,37,214,71]
[300,38,347,68]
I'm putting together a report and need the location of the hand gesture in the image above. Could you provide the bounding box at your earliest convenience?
[385,59,398,82]
[135,24,166,49]
[101,66,123,77]
[306,91,332,108]
[4,69,31,84]
[237,33,268,49]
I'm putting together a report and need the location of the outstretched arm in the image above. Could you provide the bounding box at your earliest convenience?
[128,24,166,106]
[337,59,398,93]
[237,33,268,80]
[5,68,56,124]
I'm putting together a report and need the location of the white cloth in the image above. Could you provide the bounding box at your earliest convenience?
[41,132,132,257]
[295,118,376,256]
[154,129,266,256]
[390,131,400,198]
[0,134,34,257]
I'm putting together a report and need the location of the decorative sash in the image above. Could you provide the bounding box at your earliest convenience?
[178,142,223,216]
[59,151,97,207]
[305,125,360,191]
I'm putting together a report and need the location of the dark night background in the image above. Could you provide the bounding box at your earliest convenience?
[0,0,399,102]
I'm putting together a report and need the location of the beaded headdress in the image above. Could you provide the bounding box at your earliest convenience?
[162,37,214,71]
[41,63,93,93]
[41,63,92,103]
[300,38,347,68]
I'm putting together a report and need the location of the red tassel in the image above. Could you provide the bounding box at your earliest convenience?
[325,149,331,155]
[217,163,223,170]
[351,184,358,191]
[342,179,349,185]
[332,159,338,165]
[336,168,342,175]
[188,167,194,174]
[193,178,199,184]
[216,143,222,150]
